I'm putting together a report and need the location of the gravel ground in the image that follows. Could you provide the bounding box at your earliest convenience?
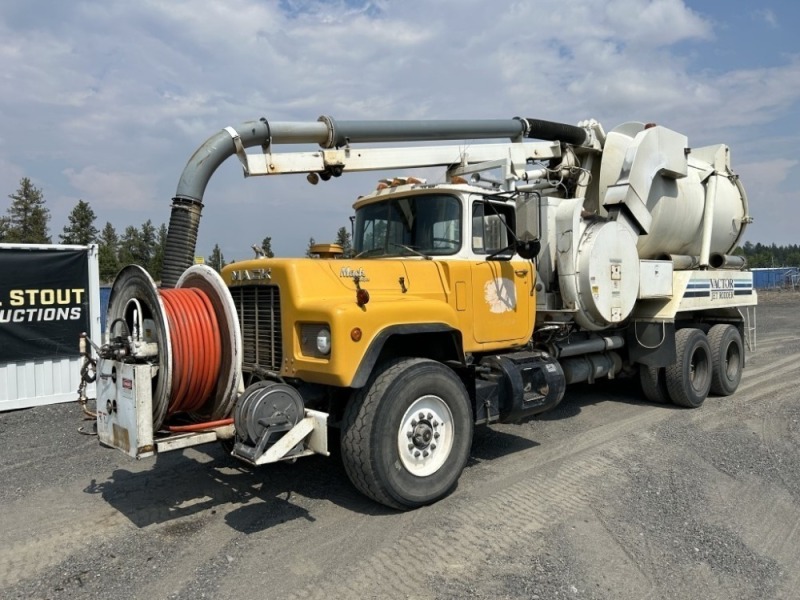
[1,290,799,599]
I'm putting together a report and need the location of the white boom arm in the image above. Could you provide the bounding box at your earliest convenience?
[227,133,568,188]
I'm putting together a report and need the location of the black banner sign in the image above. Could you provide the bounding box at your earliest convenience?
[0,248,90,363]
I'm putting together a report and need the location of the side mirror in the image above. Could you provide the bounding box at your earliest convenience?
[516,238,541,260]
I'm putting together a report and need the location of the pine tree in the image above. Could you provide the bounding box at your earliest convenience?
[60,199,98,245]
[118,225,143,266]
[139,219,156,273]
[305,237,317,258]
[0,216,9,242]
[261,236,275,258]
[150,223,168,281]
[98,222,120,282]
[335,226,352,257]
[5,177,51,243]
[209,244,226,272]
[117,220,156,272]
[735,240,800,268]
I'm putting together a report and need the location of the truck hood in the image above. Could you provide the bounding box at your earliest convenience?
[222,257,447,300]
[326,259,410,293]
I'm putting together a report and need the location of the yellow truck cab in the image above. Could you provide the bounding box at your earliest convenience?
[223,182,534,389]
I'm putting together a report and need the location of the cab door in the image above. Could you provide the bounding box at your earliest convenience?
[469,200,532,344]
[471,260,532,343]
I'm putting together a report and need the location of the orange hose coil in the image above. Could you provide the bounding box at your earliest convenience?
[167,419,233,432]
[159,288,223,415]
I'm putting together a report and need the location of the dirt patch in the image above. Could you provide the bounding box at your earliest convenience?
[2,300,799,599]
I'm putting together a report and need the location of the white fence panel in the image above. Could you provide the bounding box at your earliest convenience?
[0,357,94,410]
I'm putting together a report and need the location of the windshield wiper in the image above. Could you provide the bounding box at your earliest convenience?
[354,247,388,259]
[389,242,432,260]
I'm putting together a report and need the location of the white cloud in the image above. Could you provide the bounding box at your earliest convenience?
[753,9,778,28]
[732,155,799,246]
[737,158,798,186]
[0,159,26,204]
[606,0,712,46]
[0,0,798,251]
[63,166,159,211]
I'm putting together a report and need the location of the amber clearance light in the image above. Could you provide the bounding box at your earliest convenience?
[350,328,363,342]
[356,288,370,306]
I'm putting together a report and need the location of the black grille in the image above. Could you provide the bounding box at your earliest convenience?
[230,285,282,371]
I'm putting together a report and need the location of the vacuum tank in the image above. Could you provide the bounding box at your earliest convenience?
[597,122,750,261]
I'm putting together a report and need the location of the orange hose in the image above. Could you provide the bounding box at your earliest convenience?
[167,418,233,433]
[192,289,222,408]
[160,291,189,411]
[159,288,222,416]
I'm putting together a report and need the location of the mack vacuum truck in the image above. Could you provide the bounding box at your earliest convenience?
[84,115,756,510]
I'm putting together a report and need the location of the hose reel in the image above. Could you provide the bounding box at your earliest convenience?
[105,264,243,431]
[232,381,306,462]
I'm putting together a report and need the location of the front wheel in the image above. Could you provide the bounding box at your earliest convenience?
[341,358,473,510]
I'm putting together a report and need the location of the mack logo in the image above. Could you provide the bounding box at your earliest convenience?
[231,268,272,281]
[340,266,368,280]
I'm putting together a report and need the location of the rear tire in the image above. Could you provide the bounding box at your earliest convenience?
[666,328,712,408]
[639,365,670,404]
[341,358,473,510]
[708,324,743,396]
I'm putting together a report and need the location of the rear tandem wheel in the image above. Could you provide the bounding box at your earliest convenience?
[708,324,744,396]
[639,364,670,405]
[665,328,712,408]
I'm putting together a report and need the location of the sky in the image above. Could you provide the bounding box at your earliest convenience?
[1,0,798,260]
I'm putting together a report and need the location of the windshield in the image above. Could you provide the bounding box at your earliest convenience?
[353,194,461,257]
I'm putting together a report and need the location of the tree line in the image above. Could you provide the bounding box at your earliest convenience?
[734,241,800,268]
[9,176,790,276]
[207,227,353,271]
[0,177,169,282]
[1,178,355,283]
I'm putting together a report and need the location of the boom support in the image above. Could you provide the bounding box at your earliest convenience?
[162,116,595,287]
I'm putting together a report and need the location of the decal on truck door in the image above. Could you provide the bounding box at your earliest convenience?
[484,277,516,313]
[471,261,530,344]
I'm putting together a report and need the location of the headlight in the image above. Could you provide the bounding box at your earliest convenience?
[316,327,332,355]
[300,323,332,357]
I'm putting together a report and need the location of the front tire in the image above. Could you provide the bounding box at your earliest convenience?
[341,358,473,510]
[666,328,712,408]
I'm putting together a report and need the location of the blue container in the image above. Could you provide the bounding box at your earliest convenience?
[99,286,111,332]
[752,267,799,289]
